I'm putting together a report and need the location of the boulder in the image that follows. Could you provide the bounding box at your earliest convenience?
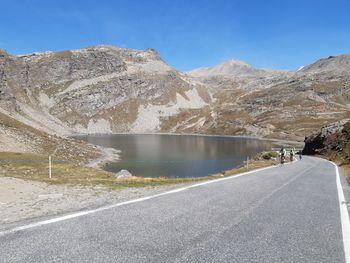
[115,169,133,179]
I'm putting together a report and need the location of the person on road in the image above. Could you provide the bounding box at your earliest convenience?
[290,147,295,162]
[280,147,286,164]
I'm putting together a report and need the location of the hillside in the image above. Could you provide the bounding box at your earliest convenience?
[186,54,350,140]
[0,109,103,163]
[303,119,350,179]
[1,45,350,158]
[300,54,350,76]
[0,46,213,135]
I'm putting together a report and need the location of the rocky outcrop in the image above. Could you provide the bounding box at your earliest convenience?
[303,120,350,160]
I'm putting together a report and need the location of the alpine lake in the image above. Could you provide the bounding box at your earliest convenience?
[75,134,276,178]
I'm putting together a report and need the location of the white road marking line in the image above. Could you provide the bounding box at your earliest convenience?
[0,161,296,237]
[331,161,350,263]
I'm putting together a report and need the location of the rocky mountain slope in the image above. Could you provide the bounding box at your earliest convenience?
[300,54,350,76]
[187,55,350,140]
[1,45,350,157]
[0,46,213,136]
[303,120,350,179]
[303,119,350,155]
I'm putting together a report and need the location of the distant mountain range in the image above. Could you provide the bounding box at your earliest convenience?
[1,45,350,157]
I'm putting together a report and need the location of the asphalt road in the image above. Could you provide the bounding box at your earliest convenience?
[0,156,349,263]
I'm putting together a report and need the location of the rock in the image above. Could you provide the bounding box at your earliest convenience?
[303,119,350,155]
[115,169,133,179]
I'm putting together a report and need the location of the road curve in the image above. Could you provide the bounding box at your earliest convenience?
[0,156,349,263]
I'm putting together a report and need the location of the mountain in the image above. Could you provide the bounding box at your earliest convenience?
[187,59,291,80]
[187,60,263,78]
[299,54,350,76]
[0,45,212,136]
[1,45,350,160]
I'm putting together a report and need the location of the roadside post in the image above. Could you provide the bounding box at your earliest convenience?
[247,156,249,170]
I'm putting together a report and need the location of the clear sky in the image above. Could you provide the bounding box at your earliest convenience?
[1,0,350,71]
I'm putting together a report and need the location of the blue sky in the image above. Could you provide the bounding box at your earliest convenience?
[1,0,350,71]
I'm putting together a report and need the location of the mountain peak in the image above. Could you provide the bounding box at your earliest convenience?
[187,59,258,78]
[299,53,350,75]
[221,59,252,67]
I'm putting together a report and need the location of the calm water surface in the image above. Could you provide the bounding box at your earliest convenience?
[77,134,273,178]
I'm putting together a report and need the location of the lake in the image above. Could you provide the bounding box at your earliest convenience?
[76,134,274,178]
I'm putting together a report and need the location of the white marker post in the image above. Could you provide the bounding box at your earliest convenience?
[247,156,249,170]
[49,155,52,179]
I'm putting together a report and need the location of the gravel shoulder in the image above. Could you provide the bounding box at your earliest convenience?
[0,154,276,230]
[0,176,191,229]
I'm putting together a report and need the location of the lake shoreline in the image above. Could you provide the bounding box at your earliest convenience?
[75,132,303,171]
[76,133,298,177]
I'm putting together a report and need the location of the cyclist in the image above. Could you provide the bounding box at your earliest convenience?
[280,147,286,164]
[290,147,295,162]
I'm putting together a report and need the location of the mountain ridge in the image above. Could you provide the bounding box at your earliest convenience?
[1,45,350,160]
[187,59,266,78]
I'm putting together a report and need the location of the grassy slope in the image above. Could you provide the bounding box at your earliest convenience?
[0,152,277,189]
[0,111,101,162]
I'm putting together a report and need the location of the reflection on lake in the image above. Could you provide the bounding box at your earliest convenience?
[76,134,273,178]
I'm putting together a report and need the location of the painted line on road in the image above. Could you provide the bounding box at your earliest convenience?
[0,160,296,237]
[331,161,350,263]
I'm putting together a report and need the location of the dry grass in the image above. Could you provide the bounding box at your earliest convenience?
[0,111,102,162]
[318,145,350,184]
[342,165,350,184]
[323,154,350,184]
[311,81,346,93]
[53,50,74,59]
[318,154,350,184]
[0,111,40,133]
[100,99,139,127]
[222,159,278,176]
[0,152,276,189]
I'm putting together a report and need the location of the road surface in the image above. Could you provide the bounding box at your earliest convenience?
[0,156,349,262]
